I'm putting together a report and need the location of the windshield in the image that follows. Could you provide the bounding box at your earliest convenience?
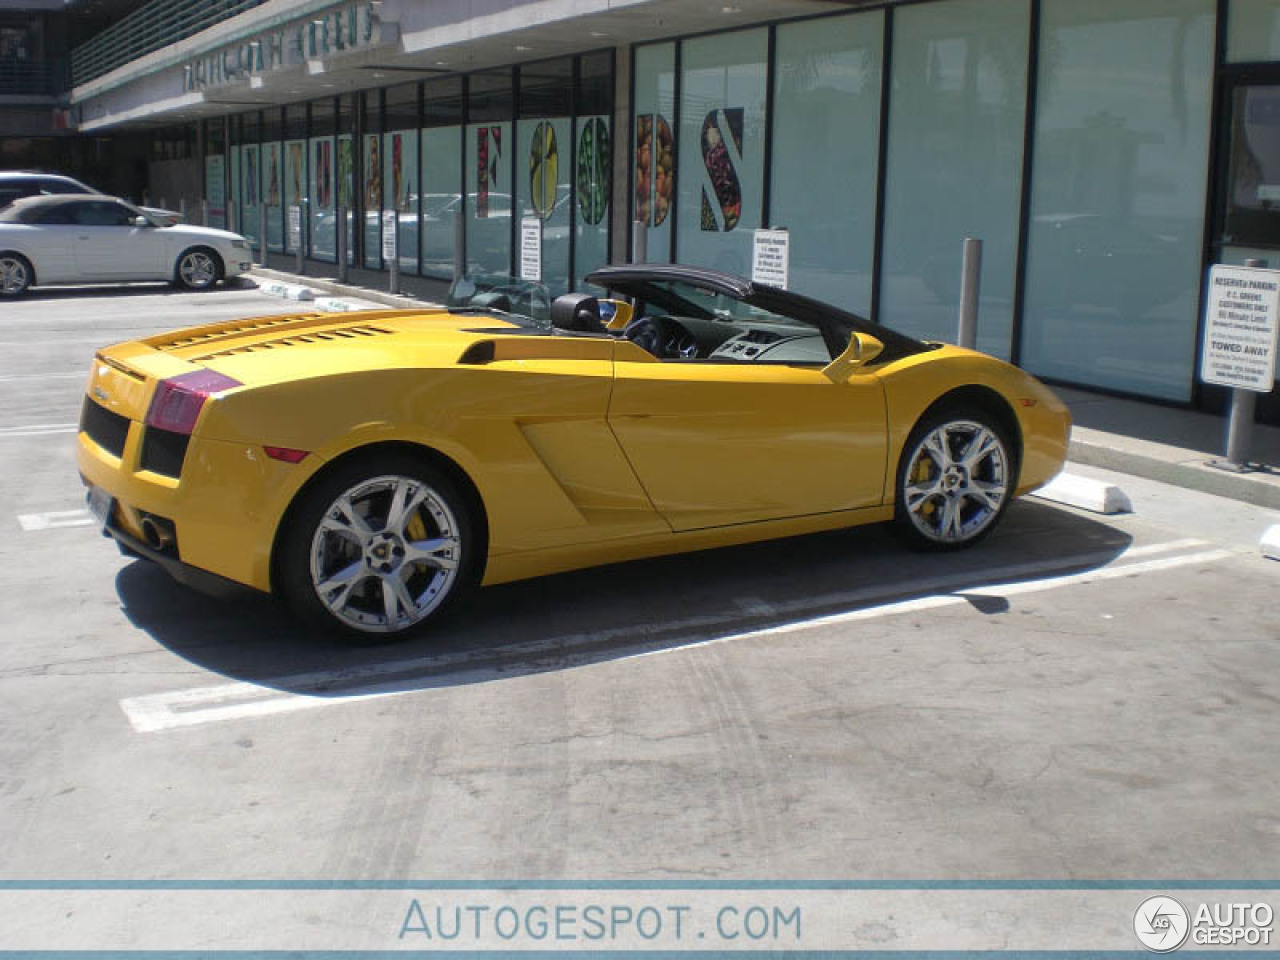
[446,274,552,329]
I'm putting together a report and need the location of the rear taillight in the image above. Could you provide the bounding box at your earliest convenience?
[145,370,242,435]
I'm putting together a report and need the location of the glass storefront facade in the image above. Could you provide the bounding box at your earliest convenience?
[216,52,613,293]
[189,0,1280,416]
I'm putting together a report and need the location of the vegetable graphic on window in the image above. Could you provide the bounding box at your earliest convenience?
[699,108,743,232]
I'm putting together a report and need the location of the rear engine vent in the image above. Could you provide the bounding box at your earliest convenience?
[140,427,191,478]
[80,398,130,457]
[150,315,308,351]
[193,324,394,360]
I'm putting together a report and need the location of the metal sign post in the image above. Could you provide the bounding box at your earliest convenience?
[1203,258,1279,472]
[383,210,399,294]
[632,220,648,264]
[957,237,983,350]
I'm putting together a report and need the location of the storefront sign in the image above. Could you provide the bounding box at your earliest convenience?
[288,205,302,247]
[381,211,397,261]
[752,228,790,289]
[520,217,542,282]
[183,2,379,92]
[1202,264,1280,392]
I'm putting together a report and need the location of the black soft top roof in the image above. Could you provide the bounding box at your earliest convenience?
[585,262,929,362]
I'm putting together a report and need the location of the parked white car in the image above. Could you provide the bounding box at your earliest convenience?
[0,171,184,225]
[0,195,253,297]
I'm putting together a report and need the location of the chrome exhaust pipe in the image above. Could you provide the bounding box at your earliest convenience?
[139,517,174,552]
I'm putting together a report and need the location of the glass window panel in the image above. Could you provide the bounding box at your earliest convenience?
[335,135,355,265]
[424,76,464,127]
[633,43,676,262]
[362,90,382,269]
[771,11,883,314]
[228,143,240,234]
[466,121,512,275]
[879,0,1027,358]
[1021,0,1214,401]
[309,135,335,261]
[240,142,260,248]
[517,116,572,295]
[362,130,383,268]
[520,58,573,118]
[264,140,283,252]
[422,125,462,280]
[575,114,612,286]
[676,28,768,276]
[384,129,419,273]
[517,59,573,294]
[1219,85,1280,249]
[1227,0,1280,62]
[469,69,513,123]
[283,138,307,254]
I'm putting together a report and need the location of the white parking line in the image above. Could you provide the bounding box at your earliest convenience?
[0,372,85,383]
[119,540,1230,734]
[18,509,93,531]
[0,423,78,438]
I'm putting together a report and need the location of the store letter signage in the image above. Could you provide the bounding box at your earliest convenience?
[698,108,743,232]
[634,114,673,226]
[184,2,377,92]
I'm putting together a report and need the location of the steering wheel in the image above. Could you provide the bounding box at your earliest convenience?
[624,316,700,359]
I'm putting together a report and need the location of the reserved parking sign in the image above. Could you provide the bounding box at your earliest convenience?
[1202,264,1280,391]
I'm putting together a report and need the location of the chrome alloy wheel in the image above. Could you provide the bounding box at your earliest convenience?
[901,419,1009,544]
[0,256,29,295]
[178,250,217,288]
[308,474,462,634]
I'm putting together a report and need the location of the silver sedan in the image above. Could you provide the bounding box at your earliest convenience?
[0,194,253,297]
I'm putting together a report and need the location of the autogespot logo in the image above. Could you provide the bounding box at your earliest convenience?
[1134,896,1191,952]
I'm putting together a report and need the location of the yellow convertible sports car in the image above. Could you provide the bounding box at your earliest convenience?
[77,265,1070,640]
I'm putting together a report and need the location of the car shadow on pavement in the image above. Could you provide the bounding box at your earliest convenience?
[24,279,256,300]
[114,499,1133,702]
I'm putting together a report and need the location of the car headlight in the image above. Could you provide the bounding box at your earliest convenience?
[231,238,250,250]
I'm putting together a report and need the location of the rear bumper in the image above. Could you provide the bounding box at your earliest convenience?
[76,423,315,594]
[101,513,254,600]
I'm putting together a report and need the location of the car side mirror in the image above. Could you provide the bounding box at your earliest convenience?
[133,216,151,228]
[823,331,884,383]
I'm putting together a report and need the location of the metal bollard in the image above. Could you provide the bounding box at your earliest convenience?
[631,219,648,264]
[179,197,187,222]
[336,202,348,283]
[453,209,465,281]
[957,237,982,350]
[201,200,209,227]
[258,203,267,267]
[295,202,305,276]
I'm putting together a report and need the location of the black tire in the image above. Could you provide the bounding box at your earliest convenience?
[0,252,33,297]
[893,406,1015,551]
[278,453,478,643]
[174,246,223,290]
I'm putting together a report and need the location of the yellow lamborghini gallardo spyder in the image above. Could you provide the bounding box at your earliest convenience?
[77,265,1070,640]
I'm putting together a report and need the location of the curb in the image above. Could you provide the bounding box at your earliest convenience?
[248,268,436,309]
[1069,434,1280,512]
[1031,472,1131,515]
[255,279,314,301]
[1262,525,1280,561]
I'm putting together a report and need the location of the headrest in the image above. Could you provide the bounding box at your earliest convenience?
[550,293,607,334]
